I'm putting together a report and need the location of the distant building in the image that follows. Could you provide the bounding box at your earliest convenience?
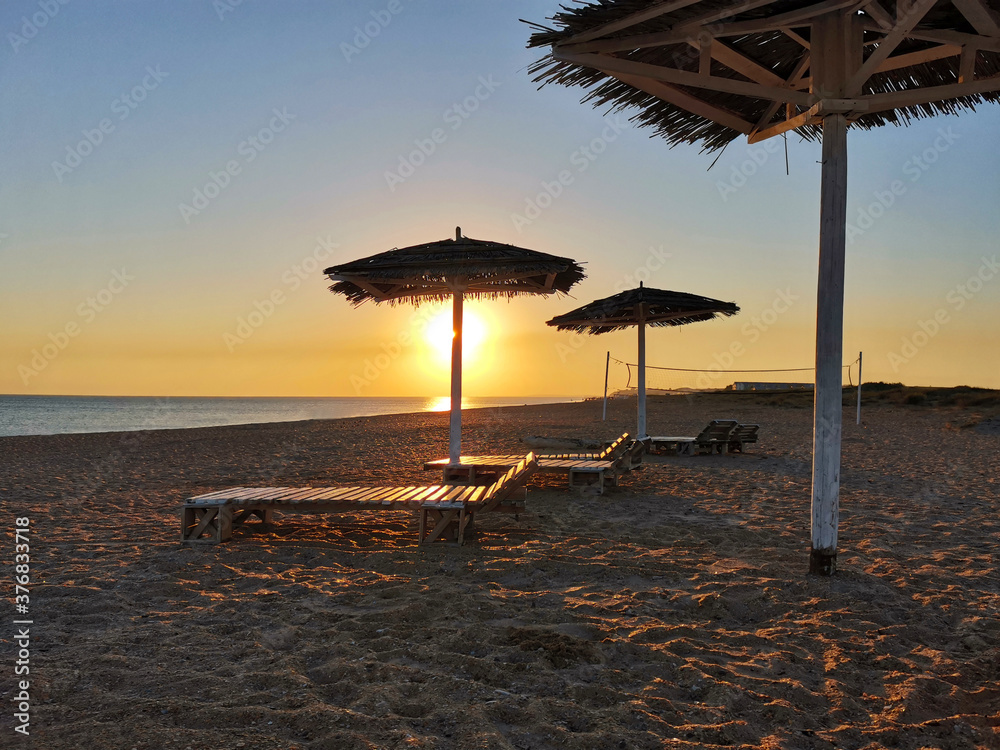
[732,382,814,391]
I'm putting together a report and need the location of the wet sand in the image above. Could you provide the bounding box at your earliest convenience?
[1,395,998,749]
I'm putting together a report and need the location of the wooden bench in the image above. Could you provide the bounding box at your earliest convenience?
[180,453,538,546]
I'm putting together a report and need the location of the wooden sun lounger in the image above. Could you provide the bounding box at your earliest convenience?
[728,424,759,453]
[423,440,645,494]
[540,432,631,461]
[648,419,739,456]
[180,453,538,546]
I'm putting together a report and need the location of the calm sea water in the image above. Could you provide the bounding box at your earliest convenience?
[0,395,580,438]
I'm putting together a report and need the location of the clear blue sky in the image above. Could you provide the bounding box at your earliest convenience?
[2,0,998,396]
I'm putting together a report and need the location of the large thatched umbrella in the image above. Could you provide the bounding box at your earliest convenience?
[547,283,739,438]
[325,228,585,464]
[526,0,1000,575]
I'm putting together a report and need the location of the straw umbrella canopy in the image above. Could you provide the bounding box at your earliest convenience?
[526,0,1000,575]
[325,227,585,464]
[547,283,739,438]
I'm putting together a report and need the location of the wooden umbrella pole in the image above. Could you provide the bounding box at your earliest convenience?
[810,111,848,577]
[449,291,464,464]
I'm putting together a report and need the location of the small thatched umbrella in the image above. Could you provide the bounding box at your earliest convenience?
[547,283,739,438]
[325,228,585,463]
[526,0,1000,575]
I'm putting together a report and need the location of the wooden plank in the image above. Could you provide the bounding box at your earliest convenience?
[951,0,1000,37]
[960,46,978,83]
[552,52,814,105]
[845,0,938,95]
[690,38,787,87]
[609,72,756,133]
[190,487,247,501]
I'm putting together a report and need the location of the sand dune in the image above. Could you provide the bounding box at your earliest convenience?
[0,395,997,749]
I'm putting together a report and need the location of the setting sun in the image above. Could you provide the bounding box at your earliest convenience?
[425,307,488,364]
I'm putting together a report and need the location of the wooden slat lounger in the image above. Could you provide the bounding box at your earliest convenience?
[648,419,740,456]
[423,440,646,494]
[180,453,538,546]
[728,424,759,453]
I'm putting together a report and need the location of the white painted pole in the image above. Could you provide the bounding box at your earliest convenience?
[810,111,848,577]
[602,351,610,421]
[856,350,863,425]
[449,290,464,465]
[637,316,647,439]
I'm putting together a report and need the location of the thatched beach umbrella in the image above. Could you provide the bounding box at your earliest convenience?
[526,0,1000,575]
[325,228,585,464]
[547,283,739,438]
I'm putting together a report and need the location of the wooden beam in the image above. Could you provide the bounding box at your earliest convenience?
[875,44,962,72]
[782,27,812,48]
[699,38,713,76]
[557,0,705,46]
[749,102,823,142]
[689,38,787,86]
[752,51,812,132]
[609,71,756,133]
[959,45,978,82]
[950,0,1000,37]
[553,50,815,105]
[845,0,939,95]
[862,23,1000,53]
[858,73,1000,111]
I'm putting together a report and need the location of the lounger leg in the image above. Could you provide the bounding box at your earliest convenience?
[422,510,460,544]
[457,509,475,545]
[418,509,427,543]
[218,506,233,542]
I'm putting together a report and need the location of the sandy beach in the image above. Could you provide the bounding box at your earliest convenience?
[1,394,998,750]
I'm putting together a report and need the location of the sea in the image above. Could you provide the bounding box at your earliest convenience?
[0,395,580,438]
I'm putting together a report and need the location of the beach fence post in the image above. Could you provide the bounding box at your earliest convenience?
[856,350,863,425]
[602,351,609,421]
[449,289,464,464]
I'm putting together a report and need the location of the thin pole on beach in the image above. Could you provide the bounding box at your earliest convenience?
[856,350,863,425]
[637,313,646,439]
[449,232,465,463]
[602,351,609,421]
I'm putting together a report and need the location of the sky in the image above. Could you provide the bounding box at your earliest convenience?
[2,0,998,398]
